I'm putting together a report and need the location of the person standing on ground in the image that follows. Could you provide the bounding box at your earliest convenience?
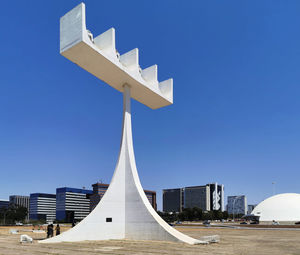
[46,224,50,238]
[49,224,54,237]
[55,224,61,235]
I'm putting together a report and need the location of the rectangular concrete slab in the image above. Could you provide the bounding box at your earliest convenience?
[60,3,173,109]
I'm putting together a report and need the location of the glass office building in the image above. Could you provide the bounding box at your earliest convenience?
[163,183,225,213]
[227,195,247,215]
[56,187,93,223]
[184,185,210,211]
[0,200,9,209]
[162,188,183,213]
[29,193,56,223]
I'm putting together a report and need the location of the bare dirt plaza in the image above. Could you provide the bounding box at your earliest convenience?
[0,226,299,255]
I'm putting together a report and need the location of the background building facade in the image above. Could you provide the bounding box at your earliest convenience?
[227,195,247,215]
[184,186,210,211]
[56,187,92,222]
[247,204,256,214]
[163,183,225,213]
[0,200,9,209]
[144,189,157,210]
[162,188,183,213]
[29,193,56,223]
[90,182,157,211]
[208,183,225,211]
[90,183,109,212]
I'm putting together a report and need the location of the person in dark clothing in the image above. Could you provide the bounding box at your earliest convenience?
[49,224,54,237]
[55,224,61,235]
[46,224,51,238]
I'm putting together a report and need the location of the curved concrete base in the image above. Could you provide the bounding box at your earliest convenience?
[40,85,204,245]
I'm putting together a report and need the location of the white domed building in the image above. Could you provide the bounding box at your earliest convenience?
[251,193,300,223]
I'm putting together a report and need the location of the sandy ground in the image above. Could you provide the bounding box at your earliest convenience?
[0,226,299,255]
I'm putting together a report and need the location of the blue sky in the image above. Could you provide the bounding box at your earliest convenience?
[1,1,300,210]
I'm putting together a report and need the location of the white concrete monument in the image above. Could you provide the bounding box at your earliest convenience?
[40,3,204,245]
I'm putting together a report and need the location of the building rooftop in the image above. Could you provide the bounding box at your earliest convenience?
[56,187,93,194]
[30,193,56,198]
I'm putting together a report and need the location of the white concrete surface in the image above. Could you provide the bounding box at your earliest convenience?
[20,235,33,243]
[40,86,204,244]
[252,193,300,222]
[40,3,203,245]
[60,3,172,109]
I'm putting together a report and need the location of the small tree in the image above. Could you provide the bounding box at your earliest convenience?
[222,211,229,220]
[194,207,203,221]
[157,211,177,223]
[13,206,28,222]
[0,207,9,225]
[0,205,28,225]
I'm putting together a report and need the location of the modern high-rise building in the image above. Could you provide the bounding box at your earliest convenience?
[9,195,30,220]
[227,195,247,215]
[162,188,183,213]
[0,199,9,209]
[56,187,93,222]
[90,182,157,211]
[29,193,56,223]
[163,183,225,213]
[208,183,225,211]
[184,185,210,211]
[90,183,109,212]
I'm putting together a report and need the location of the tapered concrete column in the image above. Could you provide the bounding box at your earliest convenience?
[121,85,204,243]
[40,85,204,244]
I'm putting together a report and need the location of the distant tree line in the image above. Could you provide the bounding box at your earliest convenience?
[0,205,28,225]
[158,207,230,222]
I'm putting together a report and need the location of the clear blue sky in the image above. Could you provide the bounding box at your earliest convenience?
[1,1,300,210]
